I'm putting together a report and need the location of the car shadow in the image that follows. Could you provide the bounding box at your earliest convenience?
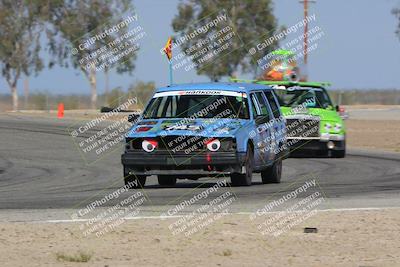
[289,152,331,158]
[144,180,266,189]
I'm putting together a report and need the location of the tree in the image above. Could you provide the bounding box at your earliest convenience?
[0,0,44,111]
[47,0,137,109]
[105,86,124,107]
[393,7,400,39]
[128,81,156,108]
[172,0,279,81]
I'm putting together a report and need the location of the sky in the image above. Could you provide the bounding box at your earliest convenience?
[1,0,400,95]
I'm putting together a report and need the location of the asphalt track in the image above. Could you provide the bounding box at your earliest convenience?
[0,113,399,220]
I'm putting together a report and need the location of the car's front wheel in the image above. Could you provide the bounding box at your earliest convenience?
[230,149,253,186]
[332,149,346,158]
[261,158,282,184]
[123,167,146,189]
[330,140,346,158]
[157,175,177,186]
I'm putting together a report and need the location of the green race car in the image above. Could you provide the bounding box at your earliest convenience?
[231,79,346,158]
[256,81,346,158]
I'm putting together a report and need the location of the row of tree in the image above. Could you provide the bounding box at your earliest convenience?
[0,0,284,112]
[17,1,393,112]
[0,0,138,111]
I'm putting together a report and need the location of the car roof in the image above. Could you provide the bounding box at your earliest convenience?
[156,82,272,93]
[230,79,331,89]
[255,81,331,89]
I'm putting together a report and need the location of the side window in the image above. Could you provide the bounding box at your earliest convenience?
[254,92,271,118]
[156,97,169,117]
[144,97,161,118]
[250,94,261,118]
[165,96,178,117]
[264,91,281,119]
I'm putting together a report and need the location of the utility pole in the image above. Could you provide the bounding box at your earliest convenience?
[299,0,316,65]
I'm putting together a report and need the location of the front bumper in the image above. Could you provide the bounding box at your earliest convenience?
[287,138,345,154]
[287,133,345,142]
[121,151,246,175]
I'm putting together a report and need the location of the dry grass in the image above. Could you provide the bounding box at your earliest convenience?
[55,251,92,263]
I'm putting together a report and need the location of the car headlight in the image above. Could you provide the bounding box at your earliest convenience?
[142,139,158,152]
[334,123,342,132]
[206,139,221,152]
[324,122,332,131]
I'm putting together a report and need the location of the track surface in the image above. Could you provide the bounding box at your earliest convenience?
[0,113,399,216]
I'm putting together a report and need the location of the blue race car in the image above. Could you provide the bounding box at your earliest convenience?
[121,82,286,188]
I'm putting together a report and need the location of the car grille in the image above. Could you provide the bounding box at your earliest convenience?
[286,118,320,138]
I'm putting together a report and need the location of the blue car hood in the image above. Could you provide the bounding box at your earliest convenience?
[127,118,249,138]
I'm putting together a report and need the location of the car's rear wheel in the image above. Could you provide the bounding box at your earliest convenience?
[157,175,177,186]
[230,148,253,186]
[123,167,146,189]
[261,159,282,184]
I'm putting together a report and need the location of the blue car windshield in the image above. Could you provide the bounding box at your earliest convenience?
[143,94,250,119]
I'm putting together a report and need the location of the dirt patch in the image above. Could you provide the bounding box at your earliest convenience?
[346,119,400,152]
[5,110,131,122]
[344,104,400,110]
[0,209,399,266]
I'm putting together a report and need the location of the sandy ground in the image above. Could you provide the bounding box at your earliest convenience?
[1,209,399,267]
[12,109,131,121]
[344,104,400,110]
[343,105,400,152]
[346,119,400,152]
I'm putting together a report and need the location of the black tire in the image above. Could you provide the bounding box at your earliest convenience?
[230,148,253,186]
[332,149,346,158]
[157,175,177,186]
[330,140,346,158]
[123,167,146,189]
[261,159,282,184]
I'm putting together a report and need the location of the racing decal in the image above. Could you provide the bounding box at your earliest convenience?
[138,120,158,125]
[162,124,203,131]
[153,90,247,98]
[270,85,287,90]
[161,119,179,123]
[292,105,308,114]
[136,126,152,132]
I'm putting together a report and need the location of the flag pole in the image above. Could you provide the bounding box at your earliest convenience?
[163,37,173,86]
[169,60,173,85]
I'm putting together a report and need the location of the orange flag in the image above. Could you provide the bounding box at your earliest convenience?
[163,37,172,60]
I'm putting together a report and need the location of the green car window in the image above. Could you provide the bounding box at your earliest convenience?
[275,88,333,109]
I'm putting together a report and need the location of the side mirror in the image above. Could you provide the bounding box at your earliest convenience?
[336,105,345,113]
